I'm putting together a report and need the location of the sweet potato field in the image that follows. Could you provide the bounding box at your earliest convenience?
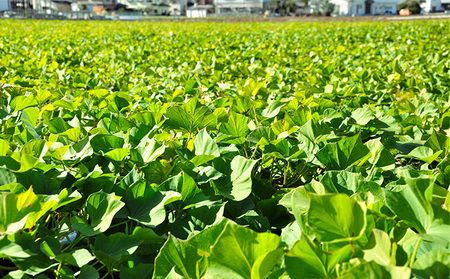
[0,19,449,278]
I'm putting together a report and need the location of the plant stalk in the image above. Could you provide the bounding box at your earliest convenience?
[409,238,422,268]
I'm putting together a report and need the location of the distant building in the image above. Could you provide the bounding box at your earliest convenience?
[330,0,399,15]
[420,0,442,12]
[330,0,442,15]
[186,4,211,16]
[0,0,10,11]
[214,0,263,14]
[1,0,31,10]
[76,0,118,11]
[364,0,398,14]
[0,0,8,10]
[169,0,180,15]
[116,0,170,14]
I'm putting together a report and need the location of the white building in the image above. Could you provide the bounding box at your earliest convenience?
[327,0,365,16]
[442,0,449,9]
[330,0,397,15]
[169,1,181,15]
[330,0,442,15]
[214,0,263,14]
[0,0,10,10]
[420,0,442,13]
[117,0,170,14]
[186,4,210,16]
[366,0,398,14]
[0,0,59,11]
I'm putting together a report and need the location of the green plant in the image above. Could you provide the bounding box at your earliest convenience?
[0,19,448,278]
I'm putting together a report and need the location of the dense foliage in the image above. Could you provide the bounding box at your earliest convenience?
[397,1,422,14]
[0,19,449,278]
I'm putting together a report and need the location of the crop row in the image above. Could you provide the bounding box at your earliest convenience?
[0,19,449,278]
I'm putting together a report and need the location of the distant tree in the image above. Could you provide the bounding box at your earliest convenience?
[407,1,421,13]
[311,0,334,16]
[398,1,421,14]
[398,2,407,9]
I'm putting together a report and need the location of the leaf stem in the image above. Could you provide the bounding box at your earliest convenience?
[101,271,110,279]
[350,241,356,258]
[0,264,17,271]
[61,234,85,252]
[184,132,192,149]
[243,143,249,158]
[283,160,290,186]
[56,263,62,279]
[96,263,105,273]
[108,220,129,229]
[250,145,258,159]
[269,158,275,185]
[409,238,422,268]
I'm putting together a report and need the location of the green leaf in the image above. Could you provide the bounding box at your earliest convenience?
[351,106,373,126]
[124,181,181,227]
[251,248,284,279]
[306,193,367,243]
[120,263,154,279]
[246,126,276,146]
[21,107,40,139]
[285,234,353,279]
[280,221,302,249]
[153,219,228,279]
[55,248,95,267]
[196,166,224,184]
[6,232,57,276]
[405,146,443,164]
[363,229,394,266]
[131,138,165,164]
[0,139,11,156]
[71,191,125,236]
[194,129,220,157]
[141,161,168,184]
[153,235,204,279]
[90,134,125,153]
[104,147,130,162]
[62,136,93,163]
[219,111,249,144]
[211,156,257,201]
[166,98,217,133]
[13,95,38,112]
[261,100,284,118]
[0,187,41,234]
[424,130,450,152]
[164,203,226,239]
[436,155,449,187]
[204,221,282,279]
[79,265,99,279]
[288,106,312,127]
[161,173,210,209]
[384,177,434,234]
[316,133,370,170]
[92,232,143,272]
[0,167,17,185]
[298,119,335,143]
[413,249,450,279]
[339,260,411,279]
[17,140,48,172]
[320,171,362,195]
[279,186,310,221]
[48,117,72,134]
[366,139,396,170]
[0,235,35,258]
